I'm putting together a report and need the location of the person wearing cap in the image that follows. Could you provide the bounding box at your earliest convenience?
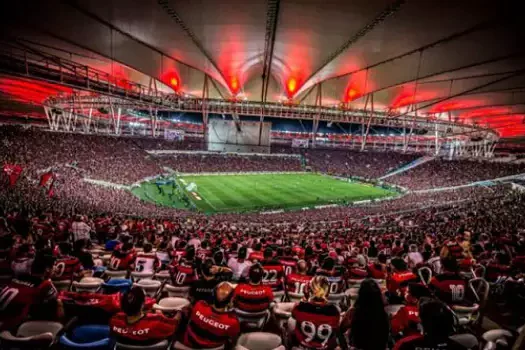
[233,263,274,313]
[178,282,240,349]
[110,286,179,346]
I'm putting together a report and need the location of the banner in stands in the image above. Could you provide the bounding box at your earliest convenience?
[292,139,309,148]
[164,129,185,141]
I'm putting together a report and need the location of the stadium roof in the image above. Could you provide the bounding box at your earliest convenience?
[1,0,525,138]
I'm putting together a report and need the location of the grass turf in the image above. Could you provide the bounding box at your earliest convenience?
[131,173,397,214]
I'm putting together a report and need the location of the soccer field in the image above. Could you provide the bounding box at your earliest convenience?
[131,172,398,214]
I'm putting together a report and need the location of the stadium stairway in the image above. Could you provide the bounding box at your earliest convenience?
[379,156,435,180]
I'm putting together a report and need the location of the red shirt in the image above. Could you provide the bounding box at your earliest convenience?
[53,255,82,281]
[248,251,264,262]
[59,291,156,314]
[182,300,240,349]
[110,312,177,345]
[279,257,298,276]
[394,334,465,350]
[0,276,57,331]
[391,304,420,336]
[387,271,418,295]
[170,263,197,286]
[291,301,340,349]
[429,273,468,305]
[368,263,387,279]
[286,273,313,295]
[33,222,54,240]
[261,260,285,291]
[233,283,274,313]
[109,251,136,271]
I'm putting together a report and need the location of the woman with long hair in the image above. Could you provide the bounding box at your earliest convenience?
[345,278,390,350]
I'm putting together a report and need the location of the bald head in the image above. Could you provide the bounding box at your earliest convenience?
[213,282,234,309]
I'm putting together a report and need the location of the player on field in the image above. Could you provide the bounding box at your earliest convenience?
[178,282,241,349]
[0,255,62,331]
[110,286,179,346]
[289,275,341,349]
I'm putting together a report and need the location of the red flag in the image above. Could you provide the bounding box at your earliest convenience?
[47,178,55,198]
[39,172,54,187]
[3,164,23,187]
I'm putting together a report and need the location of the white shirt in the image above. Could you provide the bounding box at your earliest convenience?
[227,257,252,281]
[71,221,91,242]
[188,238,201,249]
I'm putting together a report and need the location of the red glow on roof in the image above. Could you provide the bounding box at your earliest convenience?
[0,78,72,103]
[459,107,512,120]
[429,98,487,113]
[390,86,439,109]
[285,77,299,98]
[230,77,240,94]
[161,71,181,92]
[344,86,361,102]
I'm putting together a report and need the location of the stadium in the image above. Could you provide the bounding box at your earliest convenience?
[1,0,525,349]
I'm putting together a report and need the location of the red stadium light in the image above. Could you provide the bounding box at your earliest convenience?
[162,71,181,92]
[344,86,360,102]
[230,77,240,94]
[170,77,179,89]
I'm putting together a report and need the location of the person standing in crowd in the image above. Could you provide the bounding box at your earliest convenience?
[71,215,91,243]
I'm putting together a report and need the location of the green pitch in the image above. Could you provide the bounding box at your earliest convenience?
[131,173,398,214]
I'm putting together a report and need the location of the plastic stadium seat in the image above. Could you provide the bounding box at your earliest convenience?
[385,304,405,316]
[105,240,120,251]
[450,334,479,349]
[273,302,294,330]
[116,340,169,350]
[154,270,171,282]
[101,278,132,294]
[0,321,63,349]
[418,266,433,286]
[273,290,285,303]
[105,270,128,279]
[172,342,224,350]
[482,329,513,343]
[60,325,112,350]
[327,292,346,307]
[133,279,162,297]
[153,297,190,312]
[287,292,303,303]
[234,309,270,331]
[73,277,104,293]
[131,271,155,281]
[347,279,363,289]
[53,279,72,292]
[100,254,113,265]
[451,304,480,326]
[346,287,359,307]
[164,284,190,298]
[235,332,284,350]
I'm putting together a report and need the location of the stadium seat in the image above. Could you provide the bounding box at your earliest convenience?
[235,332,284,350]
[0,321,63,349]
[234,309,270,331]
[116,340,169,350]
[346,287,359,307]
[327,292,346,307]
[154,270,171,282]
[286,292,304,303]
[53,279,72,292]
[385,304,405,316]
[172,342,224,350]
[272,302,294,330]
[153,297,190,313]
[133,279,162,297]
[164,284,190,298]
[73,277,104,293]
[131,271,155,281]
[100,254,112,265]
[104,240,120,251]
[450,334,479,349]
[101,278,132,294]
[482,329,513,343]
[273,290,285,303]
[452,304,480,326]
[417,266,433,285]
[105,270,128,279]
[59,325,112,350]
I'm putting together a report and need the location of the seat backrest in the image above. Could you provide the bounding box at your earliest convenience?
[116,340,169,350]
[17,321,63,338]
[418,266,432,286]
[469,278,490,307]
[0,330,54,349]
[450,333,478,349]
[237,332,282,350]
[71,325,110,344]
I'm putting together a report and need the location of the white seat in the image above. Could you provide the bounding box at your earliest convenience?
[105,270,128,279]
[100,254,112,264]
[452,304,479,326]
[235,309,270,331]
[385,304,404,316]
[131,271,155,282]
[450,334,478,349]
[155,270,171,282]
[273,290,285,303]
[116,340,169,350]
[164,284,190,298]
[153,297,190,312]
[134,279,162,297]
[347,279,363,289]
[0,330,55,349]
[17,321,63,338]
[52,280,71,292]
[235,332,284,350]
[172,341,224,350]
[346,288,359,306]
[327,292,346,307]
[72,277,104,293]
[287,292,304,303]
[272,302,295,330]
[482,329,514,342]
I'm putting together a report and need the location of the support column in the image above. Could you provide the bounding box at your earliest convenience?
[202,75,210,146]
[361,94,373,151]
[312,83,322,148]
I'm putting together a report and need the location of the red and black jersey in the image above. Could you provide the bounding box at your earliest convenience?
[55,220,70,242]
[286,273,313,295]
[446,241,464,259]
[181,300,240,349]
[393,334,465,350]
[109,250,136,271]
[233,283,274,313]
[0,276,57,331]
[368,263,387,279]
[59,291,155,314]
[291,301,340,349]
[391,304,420,336]
[110,312,178,345]
[387,271,418,295]
[429,273,468,305]
[248,251,264,262]
[134,253,159,274]
[170,263,197,286]
[170,250,186,265]
[33,221,54,239]
[196,249,212,260]
[347,266,369,280]
[260,260,285,291]
[486,263,512,282]
[279,257,298,276]
[316,269,345,294]
[512,255,525,273]
[52,255,82,281]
